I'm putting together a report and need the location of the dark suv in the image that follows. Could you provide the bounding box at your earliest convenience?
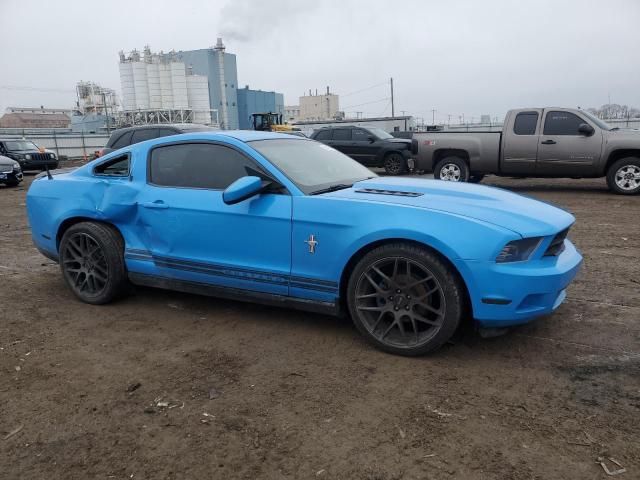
[98,123,216,157]
[310,126,418,175]
[0,139,59,172]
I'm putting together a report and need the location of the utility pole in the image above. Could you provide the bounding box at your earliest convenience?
[390,77,394,117]
[447,114,451,127]
[431,109,436,125]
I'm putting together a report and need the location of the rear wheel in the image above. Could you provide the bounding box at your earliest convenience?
[606,157,640,195]
[383,152,407,176]
[347,243,464,356]
[434,156,470,182]
[59,222,128,304]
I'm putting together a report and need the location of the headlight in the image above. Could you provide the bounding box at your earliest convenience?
[12,161,20,170]
[496,237,542,263]
[49,153,56,159]
[25,154,32,160]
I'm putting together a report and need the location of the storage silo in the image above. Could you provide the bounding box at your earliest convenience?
[187,74,211,124]
[119,61,136,111]
[132,61,149,110]
[171,62,189,109]
[146,60,162,109]
[158,61,174,109]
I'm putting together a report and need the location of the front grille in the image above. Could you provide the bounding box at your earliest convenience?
[544,228,569,257]
[355,188,423,197]
[29,153,51,162]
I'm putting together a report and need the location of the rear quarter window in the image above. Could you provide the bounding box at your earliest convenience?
[109,131,133,149]
[314,129,332,141]
[513,112,539,135]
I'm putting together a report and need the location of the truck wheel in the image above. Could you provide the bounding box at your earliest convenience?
[347,242,464,356]
[383,153,407,176]
[434,157,470,182]
[607,158,640,195]
[59,222,129,304]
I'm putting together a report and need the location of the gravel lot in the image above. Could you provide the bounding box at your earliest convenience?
[1,173,638,480]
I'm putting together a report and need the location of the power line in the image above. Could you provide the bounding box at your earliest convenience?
[342,97,390,110]
[341,81,389,98]
[1,85,75,93]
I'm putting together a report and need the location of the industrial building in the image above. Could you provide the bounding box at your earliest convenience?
[298,88,340,121]
[237,87,284,130]
[119,46,213,126]
[71,81,118,133]
[118,39,285,130]
[0,107,70,129]
[284,105,301,124]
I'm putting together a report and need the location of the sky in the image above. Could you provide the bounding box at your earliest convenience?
[1,0,639,124]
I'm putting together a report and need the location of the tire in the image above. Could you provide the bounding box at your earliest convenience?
[606,157,640,195]
[59,222,128,304]
[434,156,470,182]
[346,243,464,356]
[468,174,485,184]
[383,152,407,176]
[5,180,20,187]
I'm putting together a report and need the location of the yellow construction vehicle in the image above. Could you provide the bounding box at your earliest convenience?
[250,112,299,133]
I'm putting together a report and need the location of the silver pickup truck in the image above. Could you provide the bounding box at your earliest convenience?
[414,107,640,194]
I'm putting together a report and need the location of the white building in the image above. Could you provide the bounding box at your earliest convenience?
[118,46,213,125]
[299,87,339,121]
[284,105,301,124]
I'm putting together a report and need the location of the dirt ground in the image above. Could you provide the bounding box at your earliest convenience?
[1,172,638,480]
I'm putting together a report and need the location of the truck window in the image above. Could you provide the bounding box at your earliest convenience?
[513,112,539,135]
[543,111,585,136]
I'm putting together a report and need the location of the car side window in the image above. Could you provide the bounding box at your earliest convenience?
[332,129,351,141]
[158,128,179,137]
[110,131,133,149]
[94,154,130,176]
[314,129,332,140]
[131,128,159,144]
[513,112,539,135]
[543,111,585,136]
[149,143,263,190]
[352,129,370,142]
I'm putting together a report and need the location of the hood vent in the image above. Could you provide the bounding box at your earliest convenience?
[355,188,423,197]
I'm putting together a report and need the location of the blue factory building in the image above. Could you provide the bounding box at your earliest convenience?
[236,87,285,130]
[174,38,283,130]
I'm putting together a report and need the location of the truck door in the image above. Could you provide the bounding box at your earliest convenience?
[536,110,603,176]
[501,110,542,175]
[329,128,352,154]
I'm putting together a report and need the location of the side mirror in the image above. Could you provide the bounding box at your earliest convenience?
[222,176,264,205]
[578,123,595,136]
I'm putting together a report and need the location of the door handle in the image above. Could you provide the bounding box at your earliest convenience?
[541,139,556,145]
[140,201,169,209]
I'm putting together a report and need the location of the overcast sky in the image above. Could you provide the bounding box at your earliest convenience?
[1,0,638,123]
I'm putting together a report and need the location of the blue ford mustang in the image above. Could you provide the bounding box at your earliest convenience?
[26,131,582,355]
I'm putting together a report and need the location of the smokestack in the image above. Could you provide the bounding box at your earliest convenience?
[326,86,329,95]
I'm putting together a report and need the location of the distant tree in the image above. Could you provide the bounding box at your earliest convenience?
[588,104,640,119]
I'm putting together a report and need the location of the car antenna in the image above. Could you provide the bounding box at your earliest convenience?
[45,163,53,180]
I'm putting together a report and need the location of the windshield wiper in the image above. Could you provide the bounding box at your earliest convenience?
[309,183,353,195]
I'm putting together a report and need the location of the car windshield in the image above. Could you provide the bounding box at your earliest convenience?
[250,138,377,194]
[365,127,393,139]
[581,110,613,131]
[6,140,39,150]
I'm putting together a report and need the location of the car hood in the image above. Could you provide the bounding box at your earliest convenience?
[323,177,574,237]
[0,156,16,168]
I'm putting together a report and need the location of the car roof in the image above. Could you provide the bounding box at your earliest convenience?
[109,123,213,134]
[206,130,306,142]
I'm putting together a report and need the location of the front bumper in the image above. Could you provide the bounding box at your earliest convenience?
[20,160,59,171]
[0,170,23,184]
[455,240,583,327]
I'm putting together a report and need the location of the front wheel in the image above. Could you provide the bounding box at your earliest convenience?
[434,157,470,182]
[383,153,407,176]
[59,222,129,304]
[606,157,640,195]
[347,243,464,356]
